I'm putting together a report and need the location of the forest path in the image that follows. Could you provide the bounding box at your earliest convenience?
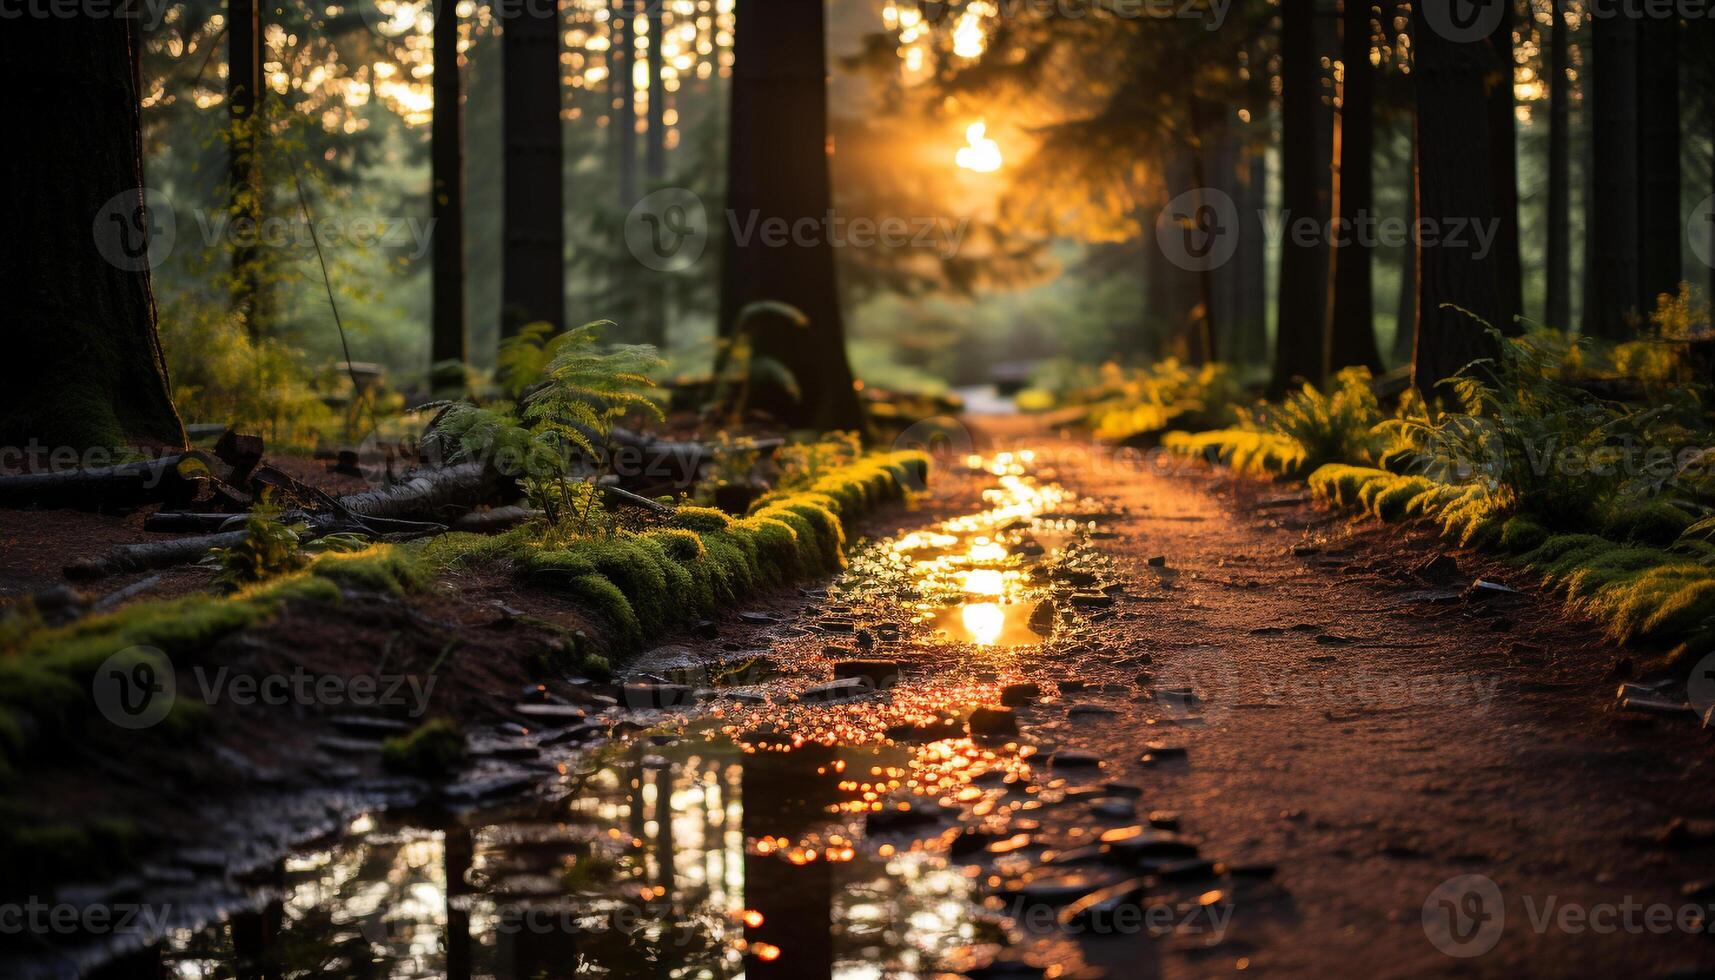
[960,417,1715,977]
[121,418,1715,979]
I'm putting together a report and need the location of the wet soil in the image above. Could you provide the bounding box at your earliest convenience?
[11,420,1715,978]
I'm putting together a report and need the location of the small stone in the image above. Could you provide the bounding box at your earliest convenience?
[739,611,778,624]
[1415,553,1462,585]
[1059,679,1087,694]
[800,678,873,703]
[621,682,695,710]
[968,707,1019,738]
[1147,556,1168,568]
[1068,703,1118,718]
[833,660,902,688]
[691,620,719,639]
[1070,592,1114,609]
[1142,742,1187,757]
[1057,877,1148,929]
[1147,810,1181,830]
[1091,799,1136,819]
[328,714,412,737]
[1001,682,1042,706]
[1466,579,1521,601]
[512,703,587,722]
[1049,751,1104,769]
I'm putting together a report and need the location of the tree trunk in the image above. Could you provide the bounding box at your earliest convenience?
[229,0,265,339]
[0,19,185,451]
[1392,123,1419,367]
[1486,0,1523,334]
[1586,14,1640,339]
[1544,0,1571,330]
[718,0,864,431]
[1411,5,1503,394]
[431,0,468,366]
[500,0,565,337]
[1637,15,1681,316]
[1329,0,1382,371]
[1270,0,1332,394]
[640,0,669,349]
[613,0,637,208]
[1237,144,1271,367]
[1185,100,1219,365]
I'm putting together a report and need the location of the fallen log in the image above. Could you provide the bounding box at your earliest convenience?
[0,452,213,510]
[337,461,506,522]
[65,529,253,580]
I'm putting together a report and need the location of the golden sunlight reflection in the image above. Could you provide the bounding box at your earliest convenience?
[956,121,1003,173]
[959,602,1006,646]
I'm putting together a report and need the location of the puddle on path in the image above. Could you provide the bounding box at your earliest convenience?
[127,453,1225,979]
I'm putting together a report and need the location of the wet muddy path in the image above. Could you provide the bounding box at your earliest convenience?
[73,426,1715,977]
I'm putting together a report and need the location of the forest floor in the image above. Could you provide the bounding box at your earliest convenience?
[8,416,1715,978]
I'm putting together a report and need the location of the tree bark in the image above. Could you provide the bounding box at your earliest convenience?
[1545,0,1571,330]
[1270,0,1332,394]
[613,0,637,208]
[1392,123,1419,367]
[1586,13,1640,338]
[229,0,265,339]
[1485,0,1523,335]
[640,0,669,349]
[1637,15,1681,315]
[431,0,468,366]
[500,0,565,337]
[0,18,185,452]
[717,0,864,431]
[1411,5,1503,394]
[1330,0,1382,372]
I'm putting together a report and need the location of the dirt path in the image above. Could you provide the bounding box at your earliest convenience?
[33,419,1715,979]
[969,420,1715,977]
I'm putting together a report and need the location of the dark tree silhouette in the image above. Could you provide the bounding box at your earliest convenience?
[718,0,863,431]
[1637,16,1680,313]
[1586,14,1639,339]
[1545,0,1571,330]
[1411,4,1502,393]
[0,19,184,450]
[1271,0,1332,393]
[641,0,669,349]
[230,0,264,338]
[500,0,565,337]
[1329,0,1382,372]
[431,0,468,366]
[1485,0,1522,335]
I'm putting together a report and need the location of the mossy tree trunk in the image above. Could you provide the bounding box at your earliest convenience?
[0,19,185,453]
[717,0,864,432]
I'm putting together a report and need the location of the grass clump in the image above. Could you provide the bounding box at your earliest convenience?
[382,719,467,780]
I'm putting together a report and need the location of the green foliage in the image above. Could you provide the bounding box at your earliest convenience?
[1040,359,1242,443]
[430,320,664,536]
[382,720,466,780]
[1260,367,1385,469]
[1162,429,1309,477]
[707,301,809,423]
[204,496,369,590]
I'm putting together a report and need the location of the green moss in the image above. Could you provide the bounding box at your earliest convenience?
[1603,500,1694,546]
[1498,517,1549,554]
[310,545,431,595]
[381,719,467,780]
[670,505,735,533]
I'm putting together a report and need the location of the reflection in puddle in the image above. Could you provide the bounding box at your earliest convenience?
[161,728,1082,978]
[141,453,1114,978]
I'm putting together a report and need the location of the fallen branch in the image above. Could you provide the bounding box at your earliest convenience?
[0,452,212,510]
[337,461,506,522]
[65,529,253,580]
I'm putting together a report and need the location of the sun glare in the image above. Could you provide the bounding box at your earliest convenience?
[956,121,1002,173]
